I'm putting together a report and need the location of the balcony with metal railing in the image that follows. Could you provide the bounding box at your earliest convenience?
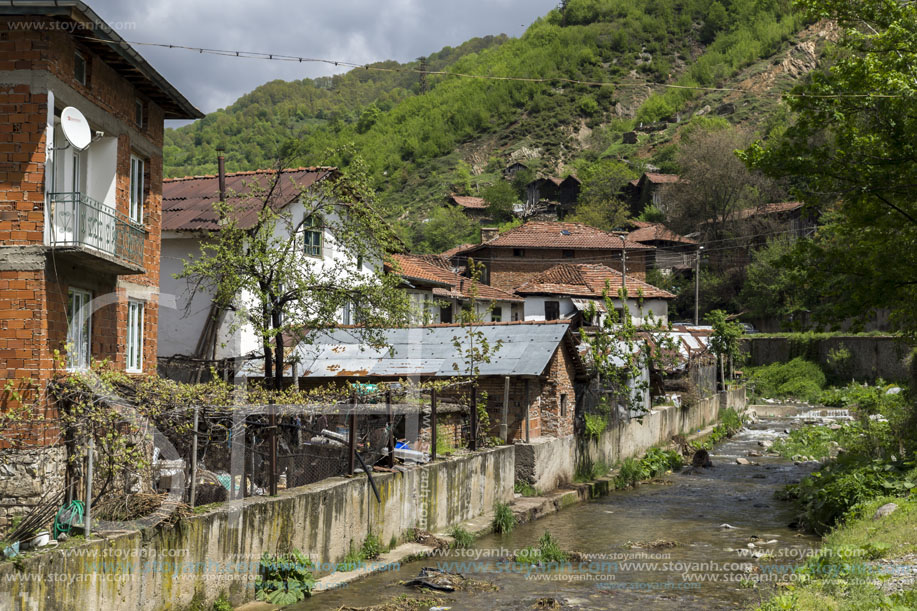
[48,192,146,274]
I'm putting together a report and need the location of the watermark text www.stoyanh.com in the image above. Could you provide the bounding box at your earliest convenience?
[8,20,136,32]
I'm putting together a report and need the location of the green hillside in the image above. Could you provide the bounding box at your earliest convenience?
[164,34,508,176]
[164,0,818,250]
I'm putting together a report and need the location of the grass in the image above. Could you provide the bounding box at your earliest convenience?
[574,459,611,482]
[514,481,540,497]
[449,526,474,549]
[756,496,917,611]
[335,534,387,572]
[492,501,516,534]
[770,425,849,461]
[435,426,455,457]
[514,531,569,566]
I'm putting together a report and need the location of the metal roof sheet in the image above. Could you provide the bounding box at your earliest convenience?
[283,323,573,379]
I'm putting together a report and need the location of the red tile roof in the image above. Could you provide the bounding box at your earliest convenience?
[626,223,697,246]
[449,194,488,210]
[643,173,680,184]
[515,263,675,299]
[388,254,523,302]
[458,222,652,254]
[440,243,475,259]
[162,167,337,231]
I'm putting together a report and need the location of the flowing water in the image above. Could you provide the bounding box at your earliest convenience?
[291,416,819,610]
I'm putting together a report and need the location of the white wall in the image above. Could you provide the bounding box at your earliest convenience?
[523,296,669,325]
[159,200,380,360]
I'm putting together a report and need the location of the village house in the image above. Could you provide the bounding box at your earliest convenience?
[448,221,653,293]
[625,221,698,272]
[514,263,675,325]
[622,172,680,216]
[0,0,200,521]
[387,253,523,324]
[283,321,587,444]
[446,193,491,222]
[523,175,581,220]
[159,166,376,362]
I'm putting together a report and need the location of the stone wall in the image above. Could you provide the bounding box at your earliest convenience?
[0,445,514,611]
[0,446,64,528]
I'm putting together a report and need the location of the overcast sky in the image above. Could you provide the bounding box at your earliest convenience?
[87,0,559,124]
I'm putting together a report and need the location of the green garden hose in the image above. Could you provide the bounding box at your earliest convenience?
[53,500,84,538]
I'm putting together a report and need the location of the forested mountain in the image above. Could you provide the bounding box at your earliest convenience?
[164,0,827,251]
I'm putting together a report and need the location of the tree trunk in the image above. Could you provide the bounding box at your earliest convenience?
[272,310,284,391]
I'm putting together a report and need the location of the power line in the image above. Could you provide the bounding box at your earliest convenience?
[77,35,913,99]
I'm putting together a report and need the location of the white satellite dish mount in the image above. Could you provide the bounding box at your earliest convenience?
[60,106,92,151]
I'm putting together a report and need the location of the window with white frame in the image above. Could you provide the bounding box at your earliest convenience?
[130,155,144,224]
[67,288,91,371]
[303,215,322,257]
[126,300,144,373]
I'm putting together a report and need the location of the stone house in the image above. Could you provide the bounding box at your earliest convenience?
[0,1,200,522]
[625,221,698,272]
[267,321,587,444]
[448,221,653,293]
[622,172,680,216]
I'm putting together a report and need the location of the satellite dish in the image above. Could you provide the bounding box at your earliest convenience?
[60,106,91,151]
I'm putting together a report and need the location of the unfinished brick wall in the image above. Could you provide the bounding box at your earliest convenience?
[472,247,647,292]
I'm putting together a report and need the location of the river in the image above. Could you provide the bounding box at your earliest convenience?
[291,414,818,610]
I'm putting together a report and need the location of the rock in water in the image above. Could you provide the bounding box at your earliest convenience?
[735,457,750,465]
[692,449,713,468]
[873,503,898,520]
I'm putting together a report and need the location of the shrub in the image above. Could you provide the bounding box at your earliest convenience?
[746,357,826,402]
[584,413,607,439]
[449,526,474,549]
[360,533,384,560]
[492,501,516,534]
[255,550,315,605]
[614,457,644,489]
[515,531,569,565]
[514,481,539,497]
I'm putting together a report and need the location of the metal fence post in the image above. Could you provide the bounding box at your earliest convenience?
[269,399,278,496]
[386,391,395,468]
[524,378,531,443]
[348,392,357,475]
[189,405,199,507]
[85,436,93,539]
[501,376,510,443]
[430,388,438,462]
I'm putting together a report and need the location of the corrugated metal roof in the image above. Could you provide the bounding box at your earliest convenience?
[284,322,573,379]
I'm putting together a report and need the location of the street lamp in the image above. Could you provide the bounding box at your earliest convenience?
[694,245,704,326]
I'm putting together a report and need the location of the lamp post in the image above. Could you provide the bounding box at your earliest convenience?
[694,245,704,326]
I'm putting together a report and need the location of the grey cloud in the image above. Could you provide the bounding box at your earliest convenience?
[85,0,558,119]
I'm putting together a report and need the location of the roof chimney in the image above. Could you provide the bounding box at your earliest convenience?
[480,227,499,243]
[216,147,226,203]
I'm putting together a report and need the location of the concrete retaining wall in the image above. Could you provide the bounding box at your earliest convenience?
[514,388,746,494]
[0,446,514,611]
[742,336,913,383]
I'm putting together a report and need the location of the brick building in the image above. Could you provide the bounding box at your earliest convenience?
[0,2,200,517]
[448,221,653,293]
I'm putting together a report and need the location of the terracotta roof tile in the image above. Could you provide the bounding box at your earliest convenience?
[626,223,697,245]
[515,263,675,299]
[162,167,337,231]
[440,243,475,259]
[643,173,680,184]
[388,254,523,302]
[449,194,488,210]
[459,222,652,253]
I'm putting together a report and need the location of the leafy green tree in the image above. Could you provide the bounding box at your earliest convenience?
[741,0,917,338]
[179,157,409,388]
[568,159,633,230]
[705,309,744,387]
[416,206,478,253]
[739,236,811,325]
[481,181,518,223]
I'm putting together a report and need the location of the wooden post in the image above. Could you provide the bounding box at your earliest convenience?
[189,405,199,507]
[348,393,357,475]
[386,391,395,468]
[524,378,531,443]
[268,400,278,496]
[501,376,510,443]
[469,384,478,451]
[430,389,438,462]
